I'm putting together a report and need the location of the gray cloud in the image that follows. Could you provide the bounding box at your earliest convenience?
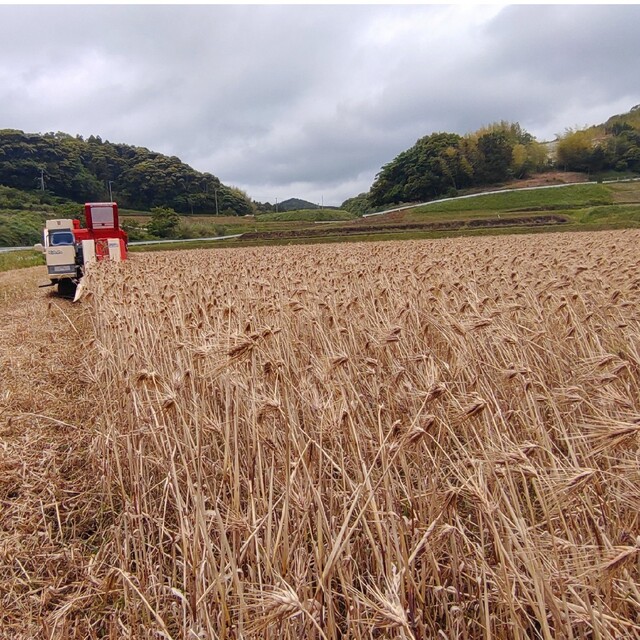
[0,5,638,206]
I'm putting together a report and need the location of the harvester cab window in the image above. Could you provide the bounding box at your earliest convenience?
[49,231,75,246]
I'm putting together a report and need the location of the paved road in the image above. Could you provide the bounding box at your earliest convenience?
[0,245,32,253]
[128,233,243,246]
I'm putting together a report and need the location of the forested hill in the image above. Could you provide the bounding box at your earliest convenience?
[369,122,548,207]
[342,108,640,213]
[0,129,252,215]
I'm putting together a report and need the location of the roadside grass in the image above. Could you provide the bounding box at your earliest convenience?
[610,180,640,203]
[370,208,572,225]
[118,207,153,217]
[0,210,48,247]
[125,214,321,235]
[0,250,44,272]
[144,209,356,239]
[379,183,640,229]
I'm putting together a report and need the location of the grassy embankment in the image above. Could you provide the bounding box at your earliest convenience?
[400,182,640,227]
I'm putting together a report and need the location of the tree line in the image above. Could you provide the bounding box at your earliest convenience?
[361,121,548,208]
[0,129,253,215]
[342,108,640,213]
[556,105,640,174]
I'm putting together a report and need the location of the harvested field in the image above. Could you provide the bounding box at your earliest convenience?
[0,268,101,638]
[2,230,640,638]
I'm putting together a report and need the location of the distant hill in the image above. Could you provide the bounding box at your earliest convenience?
[0,129,253,216]
[277,198,338,212]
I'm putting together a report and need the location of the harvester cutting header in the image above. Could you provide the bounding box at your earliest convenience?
[35,202,128,298]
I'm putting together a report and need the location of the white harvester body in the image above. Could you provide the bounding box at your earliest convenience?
[35,203,129,298]
[43,219,78,280]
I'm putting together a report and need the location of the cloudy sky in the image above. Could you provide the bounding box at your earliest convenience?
[1,4,639,206]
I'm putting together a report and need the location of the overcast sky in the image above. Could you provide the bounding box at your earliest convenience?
[1,4,639,206]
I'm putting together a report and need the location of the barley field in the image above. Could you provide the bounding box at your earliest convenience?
[3,230,640,638]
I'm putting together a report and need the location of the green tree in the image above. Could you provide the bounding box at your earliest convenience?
[556,129,595,172]
[148,206,180,238]
[623,146,640,172]
[475,130,514,183]
[341,193,371,216]
[216,186,254,216]
[0,129,253,216]
[511,140,549,178]
[370,132,473,206]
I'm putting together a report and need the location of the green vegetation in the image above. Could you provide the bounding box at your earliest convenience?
[556,105,640,174]
[577,204,640,224]
[0,211,46,246]
[411,183,612,214]
[126,181,640,254]
[257,208,354,222]
[0,185,83,246]
[368,122,549,207]
[379,182,639,231]
[0,249,44,272]
[0,129,253,216]
[147,206,180,238]
[344,107,639,214]
[3,179,640,257]
[341,193,371,216]
[2,106,640,253]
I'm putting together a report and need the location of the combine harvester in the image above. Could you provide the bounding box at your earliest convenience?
[34,202,128,299]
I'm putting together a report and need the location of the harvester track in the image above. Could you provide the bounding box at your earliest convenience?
[0,266,104,637]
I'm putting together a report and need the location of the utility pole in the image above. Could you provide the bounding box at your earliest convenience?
[40,169,45,192]
[275,197,278,214]
[214,189,219,216]
[108,181,114,201]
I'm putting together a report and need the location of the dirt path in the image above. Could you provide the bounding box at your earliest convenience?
[0,267,105,638]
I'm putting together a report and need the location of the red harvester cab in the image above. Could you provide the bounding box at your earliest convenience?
[72,202,128,264]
